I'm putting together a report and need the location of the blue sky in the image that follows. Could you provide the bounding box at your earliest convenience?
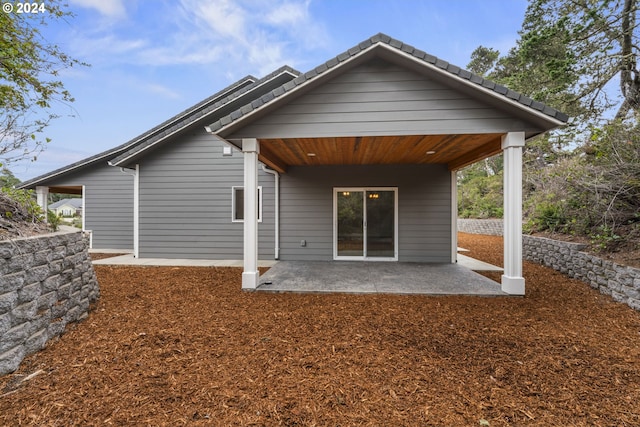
[10,0,528,181]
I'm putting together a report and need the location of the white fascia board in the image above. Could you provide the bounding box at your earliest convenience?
[377,44,567,129]
[112,72,296,167]
[211,52,373,139]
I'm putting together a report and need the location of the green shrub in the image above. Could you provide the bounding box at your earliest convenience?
[525,199,566,233]
[1,187,43,222]
[46,210,61,231]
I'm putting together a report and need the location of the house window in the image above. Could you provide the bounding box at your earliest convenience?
[232,186,262,222]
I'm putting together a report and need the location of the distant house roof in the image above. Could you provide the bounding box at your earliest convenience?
[49,198,83,210]
[19,68,300,188]
[206,33,568,139]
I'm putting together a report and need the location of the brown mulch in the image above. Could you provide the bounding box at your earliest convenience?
[1,233,639,426]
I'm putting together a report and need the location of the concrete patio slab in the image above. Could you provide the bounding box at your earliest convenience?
[457,253,503,272]
[91,252,504,296]
[257,261,506,296]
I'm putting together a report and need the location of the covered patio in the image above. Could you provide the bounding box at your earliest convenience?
[205,34,567,295]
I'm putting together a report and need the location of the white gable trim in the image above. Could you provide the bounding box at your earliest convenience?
[377,44,566,129]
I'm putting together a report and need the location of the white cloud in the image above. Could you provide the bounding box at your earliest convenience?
[65,0,329,76]
[167,0,328,72]
[266,1,309,26]
[190,0,247,40]
[69,0,126,18]
[142,83,181,100]
[79,34,147,56]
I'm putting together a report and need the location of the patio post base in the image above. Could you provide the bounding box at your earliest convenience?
[501,275,525,295]
[242,271,260,290]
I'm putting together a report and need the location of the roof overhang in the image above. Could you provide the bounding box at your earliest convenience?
[255,134,504,173]
[206,34,567,173]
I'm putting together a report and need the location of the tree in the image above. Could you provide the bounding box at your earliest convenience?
[0,1,87,165]
[466,46,500,77]
[512,0,640,122]
[0,166,20,188]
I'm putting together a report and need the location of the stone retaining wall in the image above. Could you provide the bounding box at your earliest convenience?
[458,218,504,236]
[0,231,99,375]
[458,219,640,311]
[523,235,640,311]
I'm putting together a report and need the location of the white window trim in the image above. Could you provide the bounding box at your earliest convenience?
[232,186,263,223]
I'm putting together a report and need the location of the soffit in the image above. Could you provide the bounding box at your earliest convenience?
[258,133,503,173]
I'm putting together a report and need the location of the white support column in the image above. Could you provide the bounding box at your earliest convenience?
[501,132,525,295]
[133,164,140,258]
[451,170,458,264]
[242,138,260,290]
[35,186,49,222]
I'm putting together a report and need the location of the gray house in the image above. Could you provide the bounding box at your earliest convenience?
[21,34,567,295]
[22,67,299,252]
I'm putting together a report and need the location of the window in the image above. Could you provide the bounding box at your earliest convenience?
[232,186,262,222]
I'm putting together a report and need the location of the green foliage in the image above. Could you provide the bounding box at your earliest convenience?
[524,120,640,246]
[0,1,88,164]
[524,199,566,233]
[460,0,640,256]
[590,225,621,251]
[1,186,42,222]
[46,209,61,231]
[457,157,504,219]
[71,216,82,229]
[0,167,20,188]
[467,46,500,77]
[509,0,640,121]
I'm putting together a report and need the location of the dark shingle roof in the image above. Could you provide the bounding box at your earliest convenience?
[109,65,299,167]
[206,33,568,136]
[18,74,258,188]
[19,67,302,188]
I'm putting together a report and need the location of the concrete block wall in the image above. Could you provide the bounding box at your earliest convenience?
[523,235,640,311]
[458,219,640,311]
[0,231,99,375]
[457,218,503,236]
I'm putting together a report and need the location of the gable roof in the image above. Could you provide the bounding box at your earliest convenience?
[19,66,300,188]
[49,198,82,210]
[108,66,299,167]
[206,33,568,141]
[19,74,257,189]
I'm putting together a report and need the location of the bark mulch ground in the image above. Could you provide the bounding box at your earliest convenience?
[1,233,639,426]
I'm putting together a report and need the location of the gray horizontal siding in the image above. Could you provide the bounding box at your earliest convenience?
[39,163,134,250]
[279,164,451,262]
[138,131,275,259]
[229,60,537,139]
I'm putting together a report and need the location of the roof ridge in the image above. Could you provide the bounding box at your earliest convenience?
[20,66,302,187]
[19,74,259,187]
[206,33,568,135]
[109,66,301,166]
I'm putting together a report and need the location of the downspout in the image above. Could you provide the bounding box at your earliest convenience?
[261,165,280,260]
[120,165,139,258]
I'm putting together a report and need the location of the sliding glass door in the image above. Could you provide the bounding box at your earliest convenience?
[334,188,397,260]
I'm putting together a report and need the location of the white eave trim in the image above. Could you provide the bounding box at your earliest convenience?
[111,70,298,167]
[378,44,566,128]
[210,42,565,140]
[208,51,372,140]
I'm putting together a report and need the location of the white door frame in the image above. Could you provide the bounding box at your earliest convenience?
[333,187,398,261]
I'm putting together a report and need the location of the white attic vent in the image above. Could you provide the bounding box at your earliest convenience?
[223,146,233,156]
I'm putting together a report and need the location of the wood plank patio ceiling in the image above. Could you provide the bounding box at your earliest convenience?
[258,133,504,173]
